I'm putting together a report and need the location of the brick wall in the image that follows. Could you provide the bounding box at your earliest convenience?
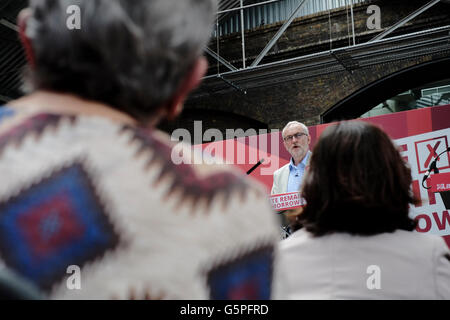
[207,0,450,70]
[158,0,450,140]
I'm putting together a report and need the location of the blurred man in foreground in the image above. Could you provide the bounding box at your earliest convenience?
[0,0,278,299]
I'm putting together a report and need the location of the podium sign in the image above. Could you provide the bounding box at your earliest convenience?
[269,192,306,211]
[428,172,450,209]
[429,173,450,192]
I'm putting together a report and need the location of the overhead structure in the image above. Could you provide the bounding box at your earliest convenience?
[0,0,449,102]
[195,25,450,98]
[207,0,450,94]
[211,0,363,71]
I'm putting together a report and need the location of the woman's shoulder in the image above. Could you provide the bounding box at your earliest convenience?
[379,229,448,249]
[278,228,315,251]
[279,228,449,251]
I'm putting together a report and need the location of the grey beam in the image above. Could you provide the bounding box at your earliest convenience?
[217,0,282,15]
[369,0,441,42]
[0,19,19,32]
[217,75,247,94]
[205,47,238,72]
[349,0,356,45]
[330,49,360,74]
[240,0,246,69]
[250,0,309,67]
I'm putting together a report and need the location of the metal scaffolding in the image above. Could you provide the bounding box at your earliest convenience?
[197,25,450,98]
[206,0,450,94]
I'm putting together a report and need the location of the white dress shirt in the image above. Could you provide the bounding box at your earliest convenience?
[287,153,310,193]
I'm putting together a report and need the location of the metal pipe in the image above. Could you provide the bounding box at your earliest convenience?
[369,0,441,42]
[216,15,220,74]
[217,75,247,94]
[0,19,19,32]
[205,47,238,72]
[350,0,356,45]
[240,0,246,69]
[217,0,282,15]
[251,0,310,67]
[202,25,450,79]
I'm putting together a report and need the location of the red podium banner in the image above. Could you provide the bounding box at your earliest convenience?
[429,172,450,193]
[269,192,306,211]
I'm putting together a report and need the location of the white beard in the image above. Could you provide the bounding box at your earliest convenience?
[290,147,307,161]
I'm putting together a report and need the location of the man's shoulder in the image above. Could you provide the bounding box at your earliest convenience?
[273,162,290,176]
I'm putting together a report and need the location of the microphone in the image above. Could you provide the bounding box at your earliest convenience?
[422,161,438,183]
[246,158,265,175]
[422,147,450,189]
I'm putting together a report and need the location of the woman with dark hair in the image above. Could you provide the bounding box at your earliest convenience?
[273,121,450,299]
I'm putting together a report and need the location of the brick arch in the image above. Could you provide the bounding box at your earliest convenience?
[322,57,450,123]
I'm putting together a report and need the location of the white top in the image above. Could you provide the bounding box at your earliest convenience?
[273,228,450,299]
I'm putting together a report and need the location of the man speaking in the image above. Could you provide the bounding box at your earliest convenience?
[271,121,311,237]
[272,121,311,195]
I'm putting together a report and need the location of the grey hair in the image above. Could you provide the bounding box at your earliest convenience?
[25,0,217,121]
[282,121,309,139]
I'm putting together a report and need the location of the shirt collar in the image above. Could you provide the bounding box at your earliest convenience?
[289,151,310,170]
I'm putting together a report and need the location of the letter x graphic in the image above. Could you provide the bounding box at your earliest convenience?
[424,141,441,168]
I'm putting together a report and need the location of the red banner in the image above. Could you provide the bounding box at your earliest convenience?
[201,105,450,247]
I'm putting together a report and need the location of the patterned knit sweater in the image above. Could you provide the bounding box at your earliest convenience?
[0,107,279,299]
